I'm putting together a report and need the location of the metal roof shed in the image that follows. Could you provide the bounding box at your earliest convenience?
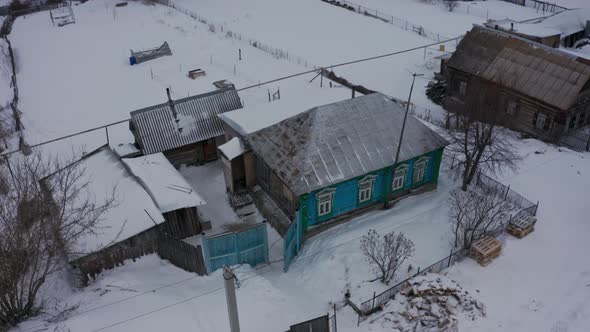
[130,87,243,167]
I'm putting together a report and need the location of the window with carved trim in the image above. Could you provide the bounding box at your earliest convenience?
[358,175,377,203]
[413,157,430,184]
[317,189,335,217]
[392,165,408,191]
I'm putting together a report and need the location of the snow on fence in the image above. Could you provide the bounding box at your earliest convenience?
[152,0,318,69]
[323,0,456,43]
[356,248,469,324]
[202,222,269,273]
[501,0,568,14]
[443,152,539,217]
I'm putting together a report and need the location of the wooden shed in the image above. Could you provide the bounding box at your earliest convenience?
[129,87,243,168]
[43,145,207,284]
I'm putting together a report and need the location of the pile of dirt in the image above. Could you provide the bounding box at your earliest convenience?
[374,274,485,332]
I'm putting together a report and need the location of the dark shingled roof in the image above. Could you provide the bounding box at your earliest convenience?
[244,93,449,195]
[447,25,590,111]
[130,88,242,154]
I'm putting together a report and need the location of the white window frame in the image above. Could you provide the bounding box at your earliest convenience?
[506,100,517,115]
[413,157,430,184]
[536,113,546,130]
[392,165,408,191]
[317,188,335,217]
[358,175,377,203]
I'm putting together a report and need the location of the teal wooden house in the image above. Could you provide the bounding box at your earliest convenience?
[218,93,449,269]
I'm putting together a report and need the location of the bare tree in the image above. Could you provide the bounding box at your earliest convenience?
[0,152,115,328]
[361,230,415,285]
[449,185,514,249]
[445,79,520,191]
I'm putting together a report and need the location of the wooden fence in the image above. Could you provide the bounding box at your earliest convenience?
[157,232,207,275]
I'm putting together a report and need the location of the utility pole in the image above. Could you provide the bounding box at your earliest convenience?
[223,266,240,332]
[384,73,424,209]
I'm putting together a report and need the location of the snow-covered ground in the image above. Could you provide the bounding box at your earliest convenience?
[7,0,348,156]
[445,139,590,332]
[552,0,590,9]
[352,0,545,37]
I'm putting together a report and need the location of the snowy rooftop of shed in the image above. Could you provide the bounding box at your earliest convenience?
[540,8,590,36]
[123,153,205,213]
[218,137,247,161]
[58,146,165,259]
[242,93,449,195]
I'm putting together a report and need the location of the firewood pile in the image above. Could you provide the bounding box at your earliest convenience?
[374,274,485,332]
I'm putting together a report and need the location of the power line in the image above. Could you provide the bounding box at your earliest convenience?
[91,266,272,332]
[0,36,461,159]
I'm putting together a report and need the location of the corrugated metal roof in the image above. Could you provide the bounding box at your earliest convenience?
[447,26,590,111]
[244,93,449,196]
[130,88,243,154]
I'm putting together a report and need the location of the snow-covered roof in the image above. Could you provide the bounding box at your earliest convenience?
[122,153,205,213]
[56,146,166,259]
[218,93,347,135]
[112,143,141,158]
[540,8,590,37]
[243,93,450,195]
[448,25,590,111]
[499,22,561,38]
[218,137,247,161]
[130,87,243,155]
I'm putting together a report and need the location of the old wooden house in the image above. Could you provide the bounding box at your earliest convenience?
[444,26,590,142]
[129,87,243,168]
[218,93,449,236]
[43,145,206,284]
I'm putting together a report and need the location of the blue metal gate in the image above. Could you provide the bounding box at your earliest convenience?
[283,210,303,271]
[203,223,269,273]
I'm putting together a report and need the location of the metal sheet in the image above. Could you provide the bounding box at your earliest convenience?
[244,93,449,195]
[130,88,242,154]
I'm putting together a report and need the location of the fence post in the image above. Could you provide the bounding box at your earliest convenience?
[447,249,453,267]
[333,303,337,332]
[504,185,510,200]
[371,291,376,311]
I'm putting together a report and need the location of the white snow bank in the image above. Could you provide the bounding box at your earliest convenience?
[218,137,246,160]
[69,147,165,257]
[123,152,205,213]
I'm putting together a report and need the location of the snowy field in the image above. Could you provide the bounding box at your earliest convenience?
[445,139,590,332]
[8,0,348,156]
[351,0,545,37]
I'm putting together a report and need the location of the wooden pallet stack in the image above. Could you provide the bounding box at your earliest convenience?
[506,213,536,238]
[470,237,502,267]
